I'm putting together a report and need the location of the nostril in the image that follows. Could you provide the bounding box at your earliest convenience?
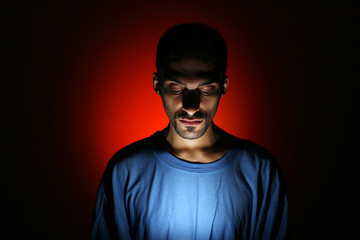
[182,106,200,111]
[181,107,200,117]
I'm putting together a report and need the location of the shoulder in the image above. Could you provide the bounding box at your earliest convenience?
[227,134,287,192]
[227,133,274,161]
[101,132,161,181]
[225,133,282,175]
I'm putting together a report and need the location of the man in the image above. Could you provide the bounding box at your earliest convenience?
[91,23,288,240]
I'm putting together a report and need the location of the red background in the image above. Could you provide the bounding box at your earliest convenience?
[6,1,357,239]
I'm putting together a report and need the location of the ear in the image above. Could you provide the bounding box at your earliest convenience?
[221,76,229,97]
[153,72,161,95]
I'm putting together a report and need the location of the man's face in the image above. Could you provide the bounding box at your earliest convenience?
[154,59,228,140]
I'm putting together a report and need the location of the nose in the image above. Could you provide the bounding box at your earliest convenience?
[182,89,200,116]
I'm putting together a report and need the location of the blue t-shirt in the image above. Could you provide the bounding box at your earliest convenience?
[91,132,288,240]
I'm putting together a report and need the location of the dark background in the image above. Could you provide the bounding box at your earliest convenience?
[5,1,358,239]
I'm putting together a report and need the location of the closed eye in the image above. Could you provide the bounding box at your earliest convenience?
[201,90,211,95]
[169,82,184,95]
[200,85,215,96]
[171,89,183,94]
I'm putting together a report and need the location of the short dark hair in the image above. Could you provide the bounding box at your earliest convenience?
[156,23,227,81]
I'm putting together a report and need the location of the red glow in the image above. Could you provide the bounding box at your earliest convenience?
[65,4,270,178]
[11,2,353,238]
[82,45,258,173]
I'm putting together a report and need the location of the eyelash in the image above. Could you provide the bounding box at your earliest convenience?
[171,89,182,94]
[171,89,212,96]
[201,90,211,96]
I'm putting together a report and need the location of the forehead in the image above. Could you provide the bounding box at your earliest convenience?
[169,59,215,73]
[162,59,219,81]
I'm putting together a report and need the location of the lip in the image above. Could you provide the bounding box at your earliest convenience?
[179,118,203,126]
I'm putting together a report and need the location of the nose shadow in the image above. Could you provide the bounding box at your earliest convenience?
[182,89,200,111]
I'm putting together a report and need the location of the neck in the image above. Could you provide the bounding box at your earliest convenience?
[162,123,228,163]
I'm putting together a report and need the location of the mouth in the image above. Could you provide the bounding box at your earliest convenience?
[179,118,203,126]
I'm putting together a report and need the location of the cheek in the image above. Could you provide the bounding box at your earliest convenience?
[200,97,220,112]
[163,94,182,109]
[162,95,183,116]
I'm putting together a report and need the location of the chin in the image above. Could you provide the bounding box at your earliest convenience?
[176,125,208,140]
[179,133,203,140]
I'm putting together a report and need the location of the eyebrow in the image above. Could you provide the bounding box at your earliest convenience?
[166,78,217,87]
[199,79,217,86]
[162,67,220,86]
[167,77,184,85]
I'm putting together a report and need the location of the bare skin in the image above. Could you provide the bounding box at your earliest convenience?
[153,59,230,163]
[161,123,230,163]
